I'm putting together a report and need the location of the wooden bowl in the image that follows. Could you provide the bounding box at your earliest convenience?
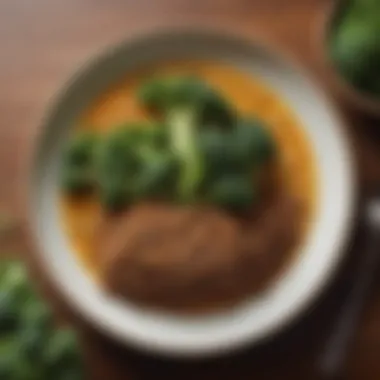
[317,0,380,118]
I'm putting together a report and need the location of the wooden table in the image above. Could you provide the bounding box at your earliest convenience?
[2,0,380,378]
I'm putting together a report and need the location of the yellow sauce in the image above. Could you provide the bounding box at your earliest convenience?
[60,60,317,274]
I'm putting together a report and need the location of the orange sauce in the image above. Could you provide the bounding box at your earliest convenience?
[60,60,317,274]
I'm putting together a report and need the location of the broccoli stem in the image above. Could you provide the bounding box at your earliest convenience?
[167,108,203,201]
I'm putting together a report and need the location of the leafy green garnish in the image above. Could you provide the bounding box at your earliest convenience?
[0,260,83,379]
[61,131,98,195]
[330,0,380,97]
[61,76,277,213]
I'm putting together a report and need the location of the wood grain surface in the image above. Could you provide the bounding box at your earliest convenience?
[2,0,380,379]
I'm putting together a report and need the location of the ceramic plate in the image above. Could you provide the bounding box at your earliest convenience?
[28,29,355,357]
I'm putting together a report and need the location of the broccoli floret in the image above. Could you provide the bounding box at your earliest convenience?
[138,76,235,127]
[135,150,179,199]
[330,0,380,96]
[99,180,130,212]
[138,76,236,201]
[61,131,97,195]
[96,122,176,211]
[18,326,45,362]
[0,293,19,334]
[0,262,30,334]
[45,329,82,376]
[330,19,379,88]
[23,300,53,334]
[0,338,23,379]
[135,77,276,211]
[198,128,243,183]
[206,175,256,211]
[95,125,142,211]
[132,123,179,199]
[198,117,275,187]
[234,118,276,164]
[0,260,83,379]
[61,167,94,195]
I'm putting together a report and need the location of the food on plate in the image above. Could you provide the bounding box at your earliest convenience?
[62,76,275,212]
[60,61,316,311]
[96,197,300,309]
[329,0,380,98]
[61,131,98,195]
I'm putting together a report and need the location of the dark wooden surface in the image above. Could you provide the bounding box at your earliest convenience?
[2,0,380,379]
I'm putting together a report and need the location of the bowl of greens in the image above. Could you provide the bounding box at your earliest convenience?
[28,29,355,357]
[322,0,380,116]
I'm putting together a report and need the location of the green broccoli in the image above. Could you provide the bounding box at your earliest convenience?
[234,118,275,164]
[0,293,19,334]
[206,175,256,211]
[138,76,236,201]
[198,128,242,183]
[130,124,179,200]
[61,77,276,213]
[0,262,30,334]
[0,260,83,379]
[0,338,24,379]
[95,125,142,211]
[44,329,83,377]
[135,149,179,199]
[138,76,235,127]
[199,117,275,186]
[330,0,380,96]
[96,122,178,211]
[61,131,98,195]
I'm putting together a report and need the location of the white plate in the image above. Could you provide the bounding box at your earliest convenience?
[28,29,355,357]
